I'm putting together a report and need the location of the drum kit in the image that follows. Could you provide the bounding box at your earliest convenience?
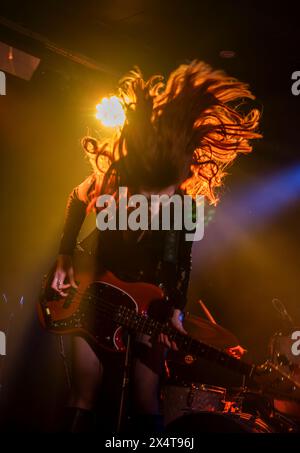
[162,307,300,433]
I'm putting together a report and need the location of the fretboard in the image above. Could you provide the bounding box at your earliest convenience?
[115,305,254,377]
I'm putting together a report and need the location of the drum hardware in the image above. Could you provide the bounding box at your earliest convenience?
[162,383,227,425]
[268,323,300,425]
[186,383,197,408]
[228,387,300,432]
[162,299,300,433]
[163,383,300,433]
[165,411,275,433]
[272,298,294,328]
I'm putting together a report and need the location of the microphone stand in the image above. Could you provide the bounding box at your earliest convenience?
[0,294,19,403]
[117,333,131,433]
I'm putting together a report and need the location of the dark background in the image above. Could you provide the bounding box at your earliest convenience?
[0,0,300,431]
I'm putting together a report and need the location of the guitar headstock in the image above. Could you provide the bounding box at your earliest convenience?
[253,360,300,401]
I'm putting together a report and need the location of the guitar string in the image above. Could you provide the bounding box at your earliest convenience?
[52,285,165,326]
[47,295,297,386]
[50,285,186,344]
[48,287,250,374]
[58,294,250,375]
[54,293,245,371]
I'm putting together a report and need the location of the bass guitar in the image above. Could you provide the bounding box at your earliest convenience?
[37,250,300,401]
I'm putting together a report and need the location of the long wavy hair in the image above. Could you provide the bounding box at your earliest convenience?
[82,60,261,209]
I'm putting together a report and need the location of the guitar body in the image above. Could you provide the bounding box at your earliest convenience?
[37,250,165,352]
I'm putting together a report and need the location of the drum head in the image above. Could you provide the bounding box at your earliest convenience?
[165,411,273,433]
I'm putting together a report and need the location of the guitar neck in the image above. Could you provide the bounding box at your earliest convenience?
[164,325,253,377]
[116,306,254,377]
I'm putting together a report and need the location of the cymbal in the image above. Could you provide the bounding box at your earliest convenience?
[183,313,239,349]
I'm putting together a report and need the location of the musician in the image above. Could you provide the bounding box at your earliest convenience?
[51,61,261,432]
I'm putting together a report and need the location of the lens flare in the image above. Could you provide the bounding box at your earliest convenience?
[96,96,125,128]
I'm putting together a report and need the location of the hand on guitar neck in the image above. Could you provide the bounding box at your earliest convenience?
[225,345,247,360]
[158,308,188,351]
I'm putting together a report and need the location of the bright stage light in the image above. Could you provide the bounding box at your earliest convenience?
[96,96,125,128]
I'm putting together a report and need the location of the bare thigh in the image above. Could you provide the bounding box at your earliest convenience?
[132,334,166,415]
[69,336,103,410]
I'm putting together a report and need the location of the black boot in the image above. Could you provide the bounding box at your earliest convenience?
[61,407,95,433]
